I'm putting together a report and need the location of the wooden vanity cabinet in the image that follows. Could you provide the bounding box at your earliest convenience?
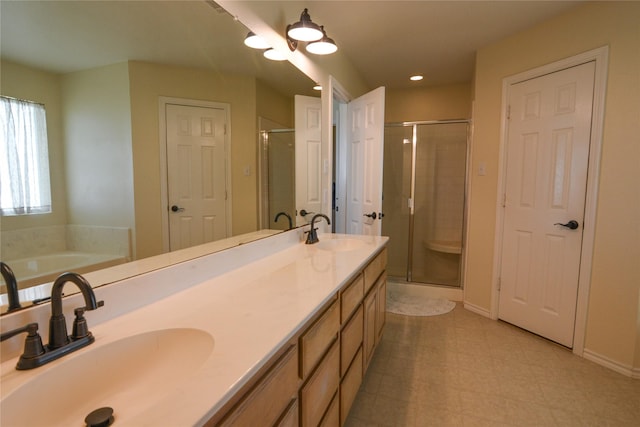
[206,246,387,427]
[363,249,387,374]
[213,343,300,427]
[300,297,340,379]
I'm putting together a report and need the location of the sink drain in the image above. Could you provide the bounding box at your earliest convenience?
[85,407,114,427]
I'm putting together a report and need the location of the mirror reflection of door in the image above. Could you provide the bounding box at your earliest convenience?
[295,95,322,226]
[165,103,230,251]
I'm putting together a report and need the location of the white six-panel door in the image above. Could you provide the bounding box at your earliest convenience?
[166,103,228,251]
[346,87,385,236]
[498,62,596,347]
[295,95,322,226]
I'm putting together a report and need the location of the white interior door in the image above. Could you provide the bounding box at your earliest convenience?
[166,103,229,250]
[498,62,595,347]
[346,87,385,236]
[295,95,322,226]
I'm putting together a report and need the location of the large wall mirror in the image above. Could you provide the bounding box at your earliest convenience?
[0,0,321,313]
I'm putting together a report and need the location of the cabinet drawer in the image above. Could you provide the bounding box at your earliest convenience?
[220,344,299,426]
[340,305,363,377]
[341,274,364,322]
[276,399,298,427]
[364,248,387,293]
[340,347,363,426]
[319,391,340,427]
[300,298,339,378]
[301,340,340,427]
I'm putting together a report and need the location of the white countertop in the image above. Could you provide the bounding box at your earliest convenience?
[0,232,388,426]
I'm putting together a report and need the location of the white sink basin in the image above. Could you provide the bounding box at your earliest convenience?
[1,328,214,426]
[315,238,366,252]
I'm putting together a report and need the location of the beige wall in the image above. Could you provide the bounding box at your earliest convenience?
[128,61,258,259]
[256,79,294,128]
[385,83,472,123]
[0,60,67,231]
[468,2,640,369]
[62,63,135,233]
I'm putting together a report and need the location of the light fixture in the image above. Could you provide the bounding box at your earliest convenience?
[263,48,287,61]
[410,75,424,81]
[306,26,337,55]
[313,84,322,91]
[244,32,270,49]
[287,8,323,42]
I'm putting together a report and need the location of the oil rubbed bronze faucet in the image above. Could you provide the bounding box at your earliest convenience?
[0,272,104,370]
[305,213,331,244]
[1,261,21,312]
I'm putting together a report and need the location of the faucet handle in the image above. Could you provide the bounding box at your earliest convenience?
[72,307,89,339]
[0,323,46,360]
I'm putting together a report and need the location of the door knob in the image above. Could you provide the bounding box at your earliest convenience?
[171,205,185,213]
[554,220,579,230]
[363,212,377,220]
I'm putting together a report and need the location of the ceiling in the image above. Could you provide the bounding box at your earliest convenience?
[0,1,583,95]
[299,0,583,89]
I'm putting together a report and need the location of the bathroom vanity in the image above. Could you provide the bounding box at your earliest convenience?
[0,230,388,426]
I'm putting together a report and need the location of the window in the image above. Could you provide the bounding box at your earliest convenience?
[0,96,52,215]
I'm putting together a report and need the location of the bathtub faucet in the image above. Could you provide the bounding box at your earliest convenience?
[1,262,21,312]
[305,214,331,244]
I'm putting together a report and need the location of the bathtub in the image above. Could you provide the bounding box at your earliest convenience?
[2,252,127,294]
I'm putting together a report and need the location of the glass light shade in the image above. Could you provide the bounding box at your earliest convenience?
[287,9,323,42]
[263,48,287,61]
[288,25,323,42]
[244,32,270,49]
[306,38,337,55]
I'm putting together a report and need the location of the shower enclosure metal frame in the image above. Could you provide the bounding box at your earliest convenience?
[384,119,471,287]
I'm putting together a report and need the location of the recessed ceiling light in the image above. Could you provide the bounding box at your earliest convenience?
[410,75,424,81]
[313,84,322,91]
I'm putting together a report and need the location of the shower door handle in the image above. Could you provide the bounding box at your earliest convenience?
[363,212,377,220]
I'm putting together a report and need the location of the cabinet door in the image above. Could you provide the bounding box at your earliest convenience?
[375,274,387,344]
[362,289,377,373]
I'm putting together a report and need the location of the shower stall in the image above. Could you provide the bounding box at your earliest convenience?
[258,128,296,230]
[382,121,469,288]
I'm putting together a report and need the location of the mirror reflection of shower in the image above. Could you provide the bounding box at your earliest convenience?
[382,121,469,288]
[258,120,295,230]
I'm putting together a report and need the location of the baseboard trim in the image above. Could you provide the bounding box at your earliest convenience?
[583,348,639,379]
[463,301,492,318]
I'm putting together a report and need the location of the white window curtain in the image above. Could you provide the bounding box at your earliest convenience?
[0,96,52,215]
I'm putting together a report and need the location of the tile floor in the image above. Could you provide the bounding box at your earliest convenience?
[345,305,640,426]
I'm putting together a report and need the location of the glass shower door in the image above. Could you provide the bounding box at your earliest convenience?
[411,122,467,286]
[381,125,413,279]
